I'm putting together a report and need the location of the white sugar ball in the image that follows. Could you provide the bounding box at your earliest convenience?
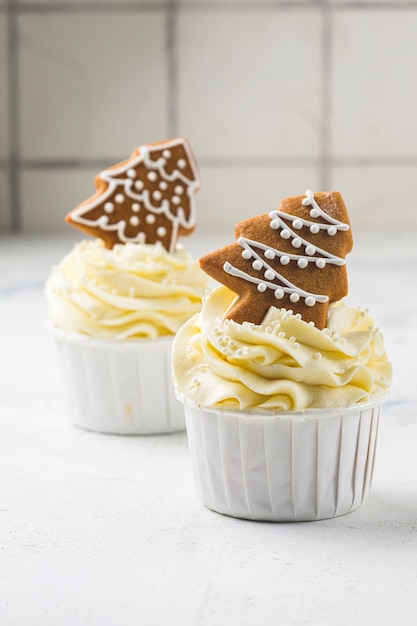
[274,289,284,299]
[257,283,267,293]
[293,219,303,230]
[264,269,275,280]
[305,245,316,256]
[280,255,290,265]
[281,229,291,239]
[291,238,302,248]
[290,293,300,303]
[297,258,308,269]
[305,296,316,307]
[264,249,275,260]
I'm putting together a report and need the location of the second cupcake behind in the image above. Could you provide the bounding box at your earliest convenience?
[46,138,210,435]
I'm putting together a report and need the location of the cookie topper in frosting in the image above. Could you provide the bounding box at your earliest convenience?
[65,137,201,253]
[199,190,353,329]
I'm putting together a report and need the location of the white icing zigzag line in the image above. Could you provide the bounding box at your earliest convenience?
[266,216,346,265]
[223,190,348,307]
[70,139,199,251]
[223,262,327,305]
[302,189,350,230]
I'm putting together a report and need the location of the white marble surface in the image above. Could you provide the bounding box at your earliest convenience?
[1,231,416,626]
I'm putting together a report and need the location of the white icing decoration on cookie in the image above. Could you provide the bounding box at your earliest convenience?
[68,138,200,253]
[223,190,350,308]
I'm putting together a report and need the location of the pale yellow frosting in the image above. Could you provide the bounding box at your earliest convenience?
[172,285,392,410]
[45,239,210,339]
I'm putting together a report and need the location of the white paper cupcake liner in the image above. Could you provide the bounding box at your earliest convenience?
[182,398,386,522]
[52,329,185,435]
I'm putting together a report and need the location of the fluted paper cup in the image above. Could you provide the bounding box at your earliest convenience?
[182,397,387,521]
[52,329,184,435]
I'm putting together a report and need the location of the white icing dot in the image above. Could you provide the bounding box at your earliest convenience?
[316,258,326,269]
[98,215,108,226]
[174,185,184,195]
[172,196,181,205]
[130,216,140,226]
[297,258,308,269]
[115,194,125,204]
[305,245,316,256]
[153,190,162,201]
[132,203,140,213]
[104,202,114,213]
[264,249,275,260]
[127,168,136,179]
[264,269,275,280]
[328,226,337,236]
[293,219,303,230]
[177,159,187,169]
[302,197,311,206]
[252,260,263,271]
[162,149,171,158]
[242,250,252,260]
[274,289,285,299]
[310,224,320,234]
[157,226,167,237]
[291,238,302,248]
[146,214,156,224]
[135,180,144,191]
[270,220,280,230]
[280,229,291,239]
[148,171,158,182]
[280,255,290,265]
[290,293,300,303]
[305,296,316,307]
[159,181,168,191]
[310,208,320,218]
[257,283,267,293]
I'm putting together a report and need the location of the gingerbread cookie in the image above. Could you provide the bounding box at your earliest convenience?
[200,190,353,329]
[65,138,201,253]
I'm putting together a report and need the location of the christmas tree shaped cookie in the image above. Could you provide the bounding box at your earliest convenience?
[65,138,200,253]
[200,190,353,329]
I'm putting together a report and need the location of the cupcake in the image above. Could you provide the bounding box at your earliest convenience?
[172,190,392,521]
[46,138,210,435]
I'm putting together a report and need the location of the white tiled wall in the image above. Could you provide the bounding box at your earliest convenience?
[1,1,417,235]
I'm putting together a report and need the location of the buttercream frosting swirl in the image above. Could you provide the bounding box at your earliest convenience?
[46,239,210,339]
[172,285,392,410]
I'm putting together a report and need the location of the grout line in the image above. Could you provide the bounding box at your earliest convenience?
[6,0,20,232]
[320,1,332,189]
[11,1,417,14]
[166,0,178,137]
[11,156,417,170]
[12,2,169,14]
